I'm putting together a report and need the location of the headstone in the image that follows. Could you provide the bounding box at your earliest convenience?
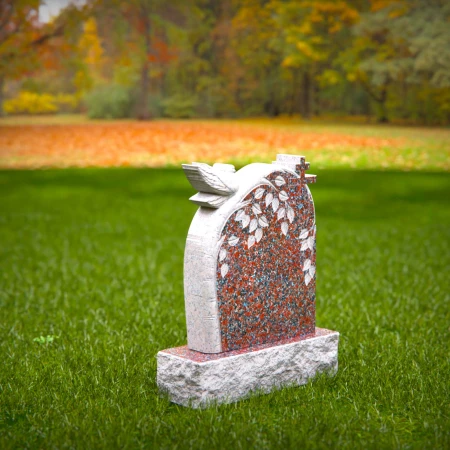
[157,154,339,408]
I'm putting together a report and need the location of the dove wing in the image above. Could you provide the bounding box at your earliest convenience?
[182,163,237,195]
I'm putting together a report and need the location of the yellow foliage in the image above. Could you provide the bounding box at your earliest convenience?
[76,17,105,91]
[317,69,341,87]
[79,18,104,67]
[4,91,77,115]
[282,56,296,68]
[296,41,322,61]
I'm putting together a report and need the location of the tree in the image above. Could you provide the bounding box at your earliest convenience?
[231,0,284,116]
[94,0,186,120]
[74,17,106,97]
[271,0,359,118]
[350,0,450,122]
[0,0,85,115]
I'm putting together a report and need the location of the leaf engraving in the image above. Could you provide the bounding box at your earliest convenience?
[272,197,280,212]
[258,216,269,227]
[299,229,309,240]
[277,207,286,221]
[305,273,312,286]
[308,236,315,250]
[235,209,245,221]
[309,265,316,277]
[255,228,263,242]
[228,235,239,246]
[249,218,258,233]
[279,190,289,201]
[241,214,250,228]
[300,240,309,251]
[252,203,262,215]
[221,264,229,277]
[219,249,227,261]
[281,222,289,236]
[248,235,256,249]
[287,206,295,223]
[254,188,265,199]
[303,259,311,271]
[265,192,273,207]
[275,175,286,186]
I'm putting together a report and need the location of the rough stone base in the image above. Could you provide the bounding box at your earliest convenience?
[157,328,339,408]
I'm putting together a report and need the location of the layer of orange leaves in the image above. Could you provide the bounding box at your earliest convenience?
[0,121,439,170]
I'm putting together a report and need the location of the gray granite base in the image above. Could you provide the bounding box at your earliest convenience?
[156,328,339,408]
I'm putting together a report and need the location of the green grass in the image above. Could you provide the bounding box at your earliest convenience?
[0,168,449,449]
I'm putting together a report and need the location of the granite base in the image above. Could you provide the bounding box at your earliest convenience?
[156,328,339,408]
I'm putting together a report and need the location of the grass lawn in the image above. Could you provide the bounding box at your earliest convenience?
[0,167,449,449]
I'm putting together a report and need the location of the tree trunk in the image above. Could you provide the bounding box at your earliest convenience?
[359,76,389,123]
[377,85,388,123]
[288,70,297,116]
[137,7,152,120]
[0,75,4,117]
[301,71,311,119]
[313,79,320,116]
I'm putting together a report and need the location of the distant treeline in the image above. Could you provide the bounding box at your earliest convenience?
[1,0,450,124]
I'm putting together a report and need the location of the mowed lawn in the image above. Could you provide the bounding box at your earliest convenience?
[0,115,449,171]
[0,167,449,449]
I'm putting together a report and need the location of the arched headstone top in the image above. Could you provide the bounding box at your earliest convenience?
[183,154,317,353]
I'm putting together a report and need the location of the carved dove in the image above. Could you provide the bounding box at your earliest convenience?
[182,162,239,208]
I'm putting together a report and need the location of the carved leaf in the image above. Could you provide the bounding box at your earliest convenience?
[299,229,309,240]
[275,175,286,186]
[218,235,226,247]
[277,207,286,221]
[228,235,239,246]
[249,218,258,233]
[252,203,262,215]
[235,209,245,221]
[265,192,273,207]
[301,240,309,251]
[241,214,250,228]
[272,197,280,212]
[305,272,312,286]
[219,248,227,261]
[258,216,269,228]
[248,235,256,249]
[281,222,289,236]
[255,228,263,242]
[309,265,316,277]
[221,264,229,277]
[287,206,295,223]
[308,236,315,250]
[303,259,311,271]
[254,188,265,199]
[279,190,289,201]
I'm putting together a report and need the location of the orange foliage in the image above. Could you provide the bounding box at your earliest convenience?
[148,38,177,64]
[0,121,419,170]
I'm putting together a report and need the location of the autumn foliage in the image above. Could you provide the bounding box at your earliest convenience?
[1,120,447,171]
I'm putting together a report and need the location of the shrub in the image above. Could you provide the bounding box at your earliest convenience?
[84,85,133,119]
[4,91,57,114]
[3,91,78,115]
[147,93,163,118]
[161,93,197,118]
[55,93,78,113]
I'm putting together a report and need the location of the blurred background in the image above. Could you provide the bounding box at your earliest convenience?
[1,0,449,124]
